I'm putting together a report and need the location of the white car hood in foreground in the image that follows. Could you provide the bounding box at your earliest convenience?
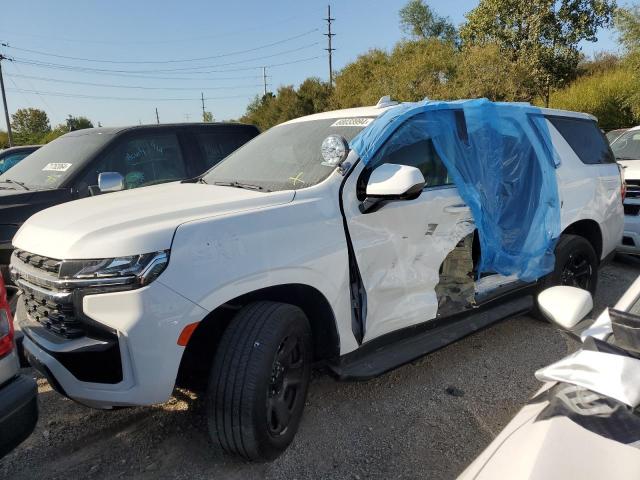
[13,182,295,259]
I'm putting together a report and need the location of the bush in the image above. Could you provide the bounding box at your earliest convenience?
[549,67,640,130]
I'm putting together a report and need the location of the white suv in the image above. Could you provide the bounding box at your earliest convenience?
[12,99,623,460]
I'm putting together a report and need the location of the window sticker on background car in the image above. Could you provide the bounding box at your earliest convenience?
[42,162,72,172]
[331,118,374,127]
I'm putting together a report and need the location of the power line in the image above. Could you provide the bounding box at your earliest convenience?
[12,54,324,75]
[6,88,256,102]
[4,73,264,91]
[1,29,319,64]
[9,42,320,74]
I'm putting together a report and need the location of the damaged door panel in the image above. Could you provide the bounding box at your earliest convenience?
[342,158,475,342]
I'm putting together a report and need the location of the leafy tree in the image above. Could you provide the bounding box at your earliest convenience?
[41,124,70,144]
[202,111,214,122]
[11,108,51,145]
[332,39,457,108]
[66,115,93,131]
[460,0,617,106]
[0,131,8,149]
[577,51,620,76]
[616,4,640,53]
[454,43,532,101]
[240,79,332,130]
[399,0,457,42]
[549,67,639,129]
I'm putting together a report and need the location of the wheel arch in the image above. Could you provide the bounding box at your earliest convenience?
[562,219,603,261]
[176,283,340,390]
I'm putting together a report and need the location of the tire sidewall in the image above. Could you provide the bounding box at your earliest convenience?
[246,306,312,459]
[547,235,599,294]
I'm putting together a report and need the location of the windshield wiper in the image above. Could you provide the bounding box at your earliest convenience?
[1,178,29,190]
[213,181,269,192]
[616,156,639,161]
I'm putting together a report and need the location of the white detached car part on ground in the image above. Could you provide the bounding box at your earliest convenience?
[460,280,640,479]
[12,98,623,460]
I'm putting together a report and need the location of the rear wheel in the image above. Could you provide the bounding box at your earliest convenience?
[206,301,312,461]
[534,234,598,319]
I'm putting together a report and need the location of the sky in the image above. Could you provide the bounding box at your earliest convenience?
[0,0,622,129]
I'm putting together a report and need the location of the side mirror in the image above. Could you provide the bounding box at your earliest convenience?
[98,172,124,193]
[366,164,425,197]
[361,164,425,213]
[537,286,593,330]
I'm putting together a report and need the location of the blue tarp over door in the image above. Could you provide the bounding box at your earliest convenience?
[350,98,561,281]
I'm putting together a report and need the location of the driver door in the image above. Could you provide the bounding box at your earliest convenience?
[342,136,474,343]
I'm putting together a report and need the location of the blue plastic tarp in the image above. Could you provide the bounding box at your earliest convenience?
[350,98,561,281]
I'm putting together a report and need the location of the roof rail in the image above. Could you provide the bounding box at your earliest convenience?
[376,96,399,108]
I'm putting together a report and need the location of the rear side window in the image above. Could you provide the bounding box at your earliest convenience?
[547,116,614,164]
[195,128,258,170]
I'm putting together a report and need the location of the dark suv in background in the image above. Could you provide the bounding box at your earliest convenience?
[0,123,259,275]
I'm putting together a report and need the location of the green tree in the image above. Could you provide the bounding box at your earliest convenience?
[616,4,640,53]
[240,79,332,130]
[41,124,70,144]
[454,43,532,101]
[331,39,457,108]
[66,115,93,131]
[460,0,617,106]
[0,131,8,149]
[11,108,51,145]
[399,0,457,42]
[202,111,214,122]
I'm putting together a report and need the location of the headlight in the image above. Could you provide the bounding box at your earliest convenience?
[58,250,169,288]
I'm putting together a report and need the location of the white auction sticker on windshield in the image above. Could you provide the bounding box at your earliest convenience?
[331,118,374,127]
[42,163,72,172]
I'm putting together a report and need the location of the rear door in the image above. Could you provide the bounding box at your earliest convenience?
[342,127,475,343]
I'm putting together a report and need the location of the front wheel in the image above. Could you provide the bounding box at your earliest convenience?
[206,301,312,461]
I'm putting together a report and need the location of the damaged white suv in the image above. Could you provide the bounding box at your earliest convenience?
[12,98,623,460]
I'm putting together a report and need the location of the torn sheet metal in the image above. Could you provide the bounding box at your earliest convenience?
[350,99,561,281]
[536,349,640,408]
[435,233,475,317]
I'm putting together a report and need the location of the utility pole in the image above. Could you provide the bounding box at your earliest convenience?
[324,4,335,88]
[0,51,14,147]
[155,107,160,124]
[201,92,205,121]
[262,67,267,96]
[184,113,191,122]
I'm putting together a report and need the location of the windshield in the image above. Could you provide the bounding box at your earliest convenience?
[203,117,374,192]
[612,130,640,161]
[0,131,114,189]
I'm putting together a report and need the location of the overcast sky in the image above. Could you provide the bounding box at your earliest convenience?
[0,0,620,128]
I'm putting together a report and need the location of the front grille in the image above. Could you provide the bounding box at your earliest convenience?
[624,203,640,216]
[11,250,84,339]
[626,180,640,199]
[22,289,84,339]
[14,249,61,275]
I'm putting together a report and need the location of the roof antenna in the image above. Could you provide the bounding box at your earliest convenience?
[376,96,399,108]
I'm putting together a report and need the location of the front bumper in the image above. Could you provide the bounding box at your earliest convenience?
[0,373,38,458]
[618,208,640,255]
[19,280,207,409]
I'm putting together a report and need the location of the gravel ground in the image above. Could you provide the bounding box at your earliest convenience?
[1,257,638,480]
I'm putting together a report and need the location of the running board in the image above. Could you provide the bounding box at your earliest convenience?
[330,294,533,380]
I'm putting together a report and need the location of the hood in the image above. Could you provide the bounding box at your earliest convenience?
[13,182,295,259]
[0,187,72,226]
[619,160,640,181]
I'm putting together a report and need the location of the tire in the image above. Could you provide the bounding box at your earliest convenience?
[206,301,312,461]
[533,234,599,319]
